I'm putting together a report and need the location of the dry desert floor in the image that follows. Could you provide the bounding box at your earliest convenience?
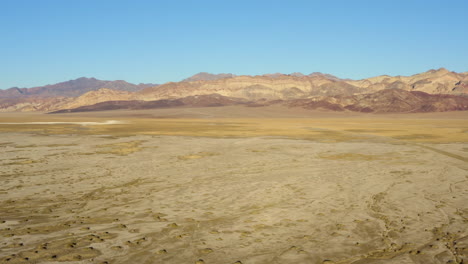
[0,107,467,264]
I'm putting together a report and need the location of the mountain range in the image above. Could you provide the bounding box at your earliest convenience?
[0,77,157,98]
[1,68,467,113]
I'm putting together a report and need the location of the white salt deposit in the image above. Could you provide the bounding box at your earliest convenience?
[0,120,126,125]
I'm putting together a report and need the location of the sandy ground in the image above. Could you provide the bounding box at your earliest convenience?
[0,108,467,264]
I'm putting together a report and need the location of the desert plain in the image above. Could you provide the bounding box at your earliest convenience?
[0,106,467,264]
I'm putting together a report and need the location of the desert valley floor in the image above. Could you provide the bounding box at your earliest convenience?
[0,106,467,264]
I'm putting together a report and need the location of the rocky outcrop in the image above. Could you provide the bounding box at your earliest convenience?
[182,72,236,82]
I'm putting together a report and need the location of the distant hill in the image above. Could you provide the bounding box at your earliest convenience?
[182,72,236,82]
[307,72,342,81]
[263,72,342,81]
[0,77,157,98]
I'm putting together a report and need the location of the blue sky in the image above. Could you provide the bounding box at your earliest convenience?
[1,0,467,88]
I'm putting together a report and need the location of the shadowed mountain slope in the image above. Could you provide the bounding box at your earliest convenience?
[49,94,245,113]
[286,89,468,113]
[48,89,468,114]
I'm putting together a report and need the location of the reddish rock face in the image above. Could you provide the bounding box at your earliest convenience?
[49,94,246,114]
[48,89,468,114]
[285,89,468,113]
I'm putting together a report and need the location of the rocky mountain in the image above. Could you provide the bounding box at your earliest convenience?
[48,89,468,114]
[0,88,135,112]
[286,89,468,113]
[0,69,467,113]
[138,74,365,101]
[50,94,245,113]
[346,68,468,95]
[182,72,236,82]
[59,88,133,110]
[0,97,74,112]
[0,77,157,98]
[0,87,28,98]
[138,68,467,102]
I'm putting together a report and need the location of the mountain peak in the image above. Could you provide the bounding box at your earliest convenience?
[426,68,449,74]
[73,77,97,81]
[262,73,284,78]
[182,72,236,82]
[290,72,305,77]
[308,72,341,81]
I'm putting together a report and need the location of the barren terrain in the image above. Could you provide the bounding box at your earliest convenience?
[0,107,467,264]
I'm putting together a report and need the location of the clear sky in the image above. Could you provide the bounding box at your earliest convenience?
[1,0,467,88]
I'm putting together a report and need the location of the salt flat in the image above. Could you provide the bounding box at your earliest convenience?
[0,108,467,264]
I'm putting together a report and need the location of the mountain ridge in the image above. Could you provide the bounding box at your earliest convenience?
[48,89,468,114]
[182,72,236,82]
[138,68,467,102]
[1,69,467,113]
[0,77,157,98]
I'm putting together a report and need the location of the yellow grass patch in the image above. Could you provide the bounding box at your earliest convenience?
[0,113,467,143]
